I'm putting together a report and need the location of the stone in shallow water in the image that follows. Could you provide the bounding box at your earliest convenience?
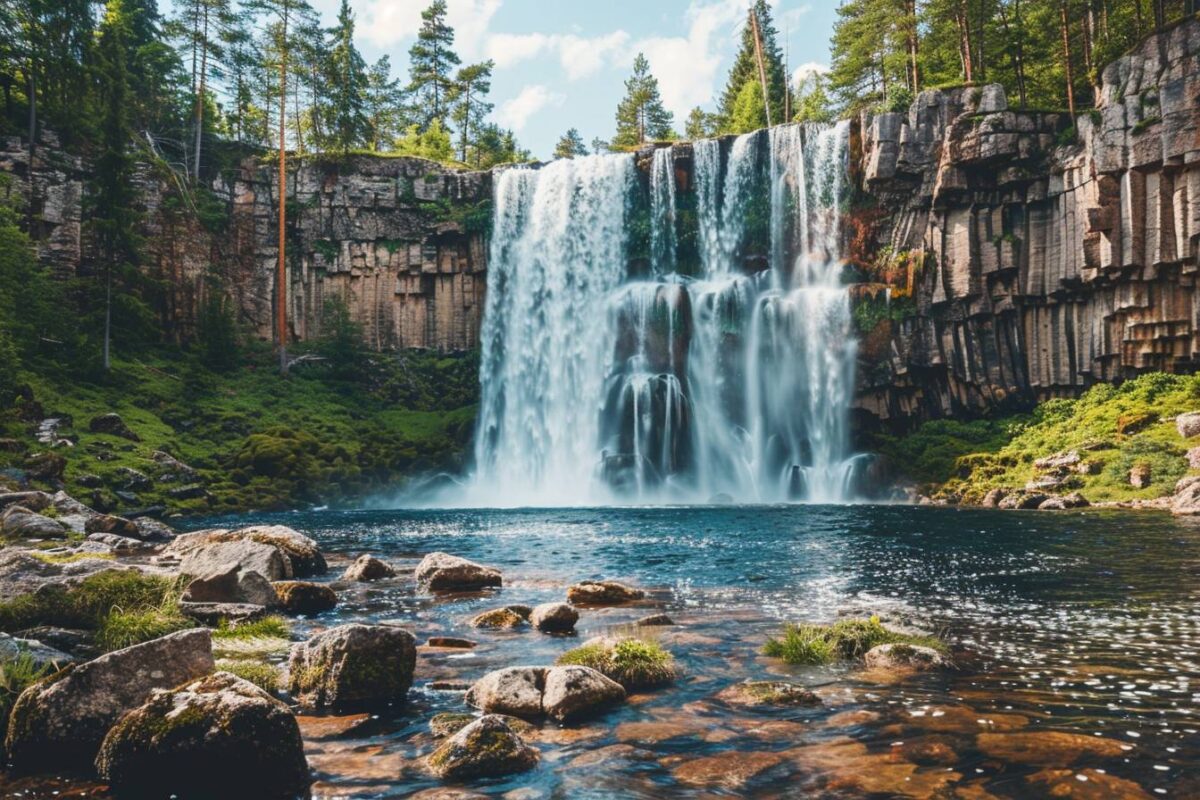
[341,554,396,581]
[470,605,531,629]
[287,623,416,709]
[541,665,625,722]
[714,680,821,707]
[94,672,309,800]
[635,613,674,627]
[464,667,544,718]
[566,580,645,605]
[671,750,787,789]
[430,712,534,738]
[426,715,538,780]
[415,552,502,591]
[863,643,947,672]
[891,735,959,766]
[530,602,578,633]
[1024,768,1153,799]
[976,731,1127,766]
[273,580,337,615]
[426,637,476,649]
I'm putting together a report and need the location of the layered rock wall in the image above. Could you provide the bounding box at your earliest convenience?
[852,18,1200,431]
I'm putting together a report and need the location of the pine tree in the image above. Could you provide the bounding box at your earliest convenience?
[553,128,588,159]
[324,0,369,153]
[684,107,719,140]
[728,79,766,133]
[793,70,834,123]
[451,60,493,164]
[717,1,788,131]
[613,53,673,148]
[408,0,460,130]
[364,56,406,152]
[92,0,143,372]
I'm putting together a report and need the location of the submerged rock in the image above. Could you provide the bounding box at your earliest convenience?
[541,665,625,722]
[287,623,416,709]
[566,580,645,606]
[340,554,396,582]
[5,629,215,774]
[863,643,947,672]
[714,681,820,708]
[416,552,502,591]
[273,581,337,615]
[635,614,675,627]
[95,672,310,800]
[470,605,531,629]
[426,715,538,780]
[426,637,476,649]
[530,602,578,633]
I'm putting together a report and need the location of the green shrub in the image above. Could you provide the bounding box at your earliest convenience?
[557,638,677,689]
[763,617,945,665]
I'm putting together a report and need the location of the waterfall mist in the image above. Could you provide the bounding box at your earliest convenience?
[465,122,860,507]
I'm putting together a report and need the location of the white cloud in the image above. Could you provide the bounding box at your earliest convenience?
[485,30,630,80]
[496,85,565,132]
[792,61,829,90]
[357,0,502,60]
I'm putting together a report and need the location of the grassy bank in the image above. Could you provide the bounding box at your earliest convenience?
[0,344,478,516]
[876,372,1200,504]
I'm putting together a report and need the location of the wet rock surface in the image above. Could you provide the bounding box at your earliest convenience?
[565,580,645,606]
[426,715,539,780]
[287,623,416,709]
[416,552,503,591]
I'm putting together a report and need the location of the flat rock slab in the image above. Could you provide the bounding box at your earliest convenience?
[416,552,502,591]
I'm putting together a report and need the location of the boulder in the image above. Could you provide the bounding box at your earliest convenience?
[464,667,545,719]
[0,505,67,538]
[541,665,625,722]
[1188,446,1200,469]
[166,527,325,578]
[530,602,578,633]
[340,554,396,582]
[1177,412,1200,438]
[1033,451,1080,471]
[5,629,214,773]
[1129,463,1153,488]
[1038,492,1089,511]
[150,450,197,480]
[167,484,208,501]
[24,452,66,482]
[980,488,1007,508]
[464,665,626,722]
[273,581,337,615]
[88,413,139,441]
[133,517,176,542]
[287,624,416,709]
[415,552,502,591]
[566,580,645,606]
[470,605,531,629]
[997,491,1047,510]
[115,467,152,492]
[426,715,538,780]
[1171,475,1200,515]
[95,672,310,800]
[87,532,157,553]
[182,564,277,608]
[863,643,947,672]
[0,491,52,512]
[635,614,675,627]
[84,513,140,538]
[426,637,476,649]
[178,539,291,582]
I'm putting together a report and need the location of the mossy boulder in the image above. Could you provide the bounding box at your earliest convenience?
[864,643,948,672]
[5,629,215,774]
[430,712,534,738]
[565,580,645,606]
[0,506,67,539]
[272,581,337,616]
[415,552,502,591]
[95,672,309,800]
[286,623,415,709]
[426,715,538,780]
[470,605,531,630]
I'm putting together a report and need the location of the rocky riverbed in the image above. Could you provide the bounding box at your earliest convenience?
[0,498,1196,797]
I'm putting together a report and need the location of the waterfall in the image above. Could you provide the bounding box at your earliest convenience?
[469,122,859,506]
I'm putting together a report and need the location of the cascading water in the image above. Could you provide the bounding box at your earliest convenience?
[468,121,860,506]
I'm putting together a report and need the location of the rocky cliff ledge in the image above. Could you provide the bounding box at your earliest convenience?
[0,141,490,353]
[852,17,1200,433]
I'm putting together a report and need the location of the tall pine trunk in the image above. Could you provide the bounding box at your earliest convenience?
[1060,1,1076,122]
[278,6,290,375]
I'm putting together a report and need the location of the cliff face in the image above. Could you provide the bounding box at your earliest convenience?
[1,139,490,353]
[852,18,1200,432]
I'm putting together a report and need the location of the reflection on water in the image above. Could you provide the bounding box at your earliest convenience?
[12,506,1200,798]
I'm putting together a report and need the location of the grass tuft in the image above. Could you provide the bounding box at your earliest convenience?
[763,616,946,665]
[213,616,291,641]
[557,638,676,690]
[0,653,55,734]
[217,659,281,693]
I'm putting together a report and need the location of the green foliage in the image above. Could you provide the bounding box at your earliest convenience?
[0,571,190,652]
[218,659,281,692]
[684,107,720,140]
[613,53,674,148]
[451,61,494,164]
[395,120,455,162]
[214,615,290,640]
[196,287,240,372]
[315,297,368,384]
[728,79,767,134]
[717,0,789,131]
[763,617,945,665]
[0,653,55,737]
[852,293,916,336]
[557,638,677,690]
[888,372,1200,503]
[553,128,589,159]
[407,0,460,130]
[321,0,370,154]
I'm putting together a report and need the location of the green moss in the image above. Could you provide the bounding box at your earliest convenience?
[28,551,115,565]
[763,616,945,665]
[95,605,196,652]
[557,638,676,689]
[217,659,280,693]
[883,372,1200,503]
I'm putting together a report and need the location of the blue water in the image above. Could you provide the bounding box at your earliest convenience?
[167,505,1200,798]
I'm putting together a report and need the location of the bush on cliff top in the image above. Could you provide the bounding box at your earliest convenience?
[879,372,1200,502]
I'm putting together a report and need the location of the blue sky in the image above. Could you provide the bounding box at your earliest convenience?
[300,0,839,159]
